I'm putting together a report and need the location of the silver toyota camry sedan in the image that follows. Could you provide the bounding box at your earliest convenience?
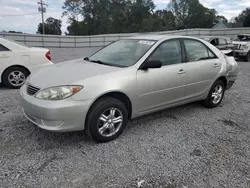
[20,35,238,142]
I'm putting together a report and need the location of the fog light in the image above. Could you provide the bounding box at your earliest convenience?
[41,119,63,127]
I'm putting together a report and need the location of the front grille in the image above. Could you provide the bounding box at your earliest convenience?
[27,84,40,95]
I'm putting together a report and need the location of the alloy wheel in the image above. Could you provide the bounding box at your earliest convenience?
[97,108,123,137]
[8,71,26,87]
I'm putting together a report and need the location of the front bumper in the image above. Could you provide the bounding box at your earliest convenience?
[234,50,248,57]
[20,84,93,132]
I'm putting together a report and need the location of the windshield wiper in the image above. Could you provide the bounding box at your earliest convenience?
[89,59,110,65]
[84,57,126,68]
[83,57,108,65]
[83,57,89,61]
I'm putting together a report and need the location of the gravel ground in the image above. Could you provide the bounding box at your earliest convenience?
[0,48,250,188]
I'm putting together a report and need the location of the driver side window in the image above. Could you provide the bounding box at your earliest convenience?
[148,40,182,66]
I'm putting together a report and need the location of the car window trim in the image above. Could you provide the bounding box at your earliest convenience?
[139,38,184,70]
[0,44,10,51]
[180,38,218,63]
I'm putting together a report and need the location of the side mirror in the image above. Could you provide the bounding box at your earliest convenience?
[141,60,162,70]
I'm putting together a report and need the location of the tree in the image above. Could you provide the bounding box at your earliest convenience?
[62,0,157,35]
[37,17,62,35]
[8,31,23,34]
[152,10,176,31]
[234,8,250,27]
[215,15,228,23]
[168,0,218,29]
[62,0,228,35]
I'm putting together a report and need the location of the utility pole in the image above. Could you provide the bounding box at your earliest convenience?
[38,0,47,34]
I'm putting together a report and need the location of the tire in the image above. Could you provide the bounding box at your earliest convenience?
[2,67,29,89]
[204,80,225,108]
[86,97,128,143]
[244,51,250,62]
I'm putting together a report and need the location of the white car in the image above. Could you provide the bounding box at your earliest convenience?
[0,37,53,88]
[233,34,250,62]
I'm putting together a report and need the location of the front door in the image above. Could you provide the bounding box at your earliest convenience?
[136,39,187,114]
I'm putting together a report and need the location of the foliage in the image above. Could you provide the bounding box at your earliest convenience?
[8,31,23,34]
[62,0,239,35]
[234,8,250,27]
[37,17,62,35]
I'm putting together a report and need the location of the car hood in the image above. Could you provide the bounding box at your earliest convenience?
[29,59,123,89]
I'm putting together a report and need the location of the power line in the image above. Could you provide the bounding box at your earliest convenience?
[38,0,48,35]
[0,13,40,17]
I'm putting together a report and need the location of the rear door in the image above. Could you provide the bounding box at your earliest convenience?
[0,44,14,73]
[182,39,222,99]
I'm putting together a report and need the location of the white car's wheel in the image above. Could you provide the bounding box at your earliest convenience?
[2,67,30,89]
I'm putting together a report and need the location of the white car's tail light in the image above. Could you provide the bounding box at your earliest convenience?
[45,51,51,61]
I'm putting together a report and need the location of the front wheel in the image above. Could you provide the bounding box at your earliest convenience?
[204,80,225,108]
[86,97,128,142]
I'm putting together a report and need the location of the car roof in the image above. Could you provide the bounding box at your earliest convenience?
[199,36,230,40]
[127,34,201,41]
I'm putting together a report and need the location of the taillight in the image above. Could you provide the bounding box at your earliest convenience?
[45,51,51,61]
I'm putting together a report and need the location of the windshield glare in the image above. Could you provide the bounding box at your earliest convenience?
[233,35,250,42]
[89,39,156,67]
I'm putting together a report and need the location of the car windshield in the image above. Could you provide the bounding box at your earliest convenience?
[88,39,156,67]
[233,35,250,42]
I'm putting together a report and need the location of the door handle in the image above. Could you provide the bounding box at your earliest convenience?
[213,63,219,68]
[178,69,186,74]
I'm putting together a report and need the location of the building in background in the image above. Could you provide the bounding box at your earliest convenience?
[213,21,243,29]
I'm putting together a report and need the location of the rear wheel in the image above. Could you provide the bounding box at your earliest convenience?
[204,80,225,108]
[244,51,250,62]
[2,67,29,89]
[86,97,128,142]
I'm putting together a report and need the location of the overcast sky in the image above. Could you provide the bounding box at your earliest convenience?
[0,0,249,34]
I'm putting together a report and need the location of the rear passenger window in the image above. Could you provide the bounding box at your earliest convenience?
[184,40,210,62]
[0,44,9,51]
[149,40,182,66]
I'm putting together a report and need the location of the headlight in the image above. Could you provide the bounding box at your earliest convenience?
[35,85,83,100]
[241,45,248,50]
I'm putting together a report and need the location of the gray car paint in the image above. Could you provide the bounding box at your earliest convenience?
[20,35,238,132]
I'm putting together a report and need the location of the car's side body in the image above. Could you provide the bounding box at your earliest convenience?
[72,36,237,119]
[20,35,238,137]
[0,37,53,84]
